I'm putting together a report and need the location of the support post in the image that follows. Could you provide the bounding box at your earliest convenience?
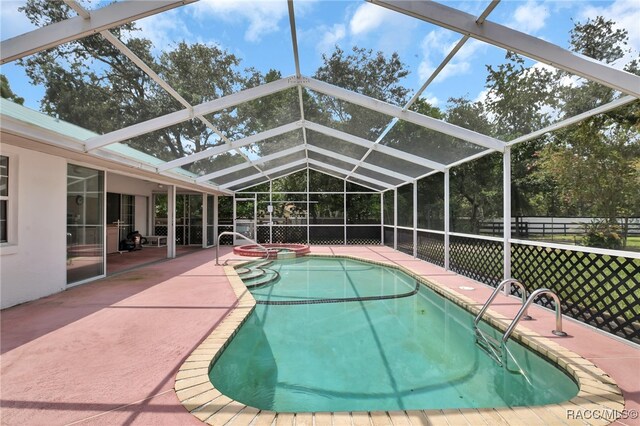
[307,168,310,245]
[343,180,347,245]
[503,146,512,294]
[202,192,207,248]
[232,194,237,245]
[167,185,176,259]
[380,191,385,244]
[413,180,418,258]
[444,169,450,270]
[393,187,398,250]
[213,194,219,246]
[269,180,273,244]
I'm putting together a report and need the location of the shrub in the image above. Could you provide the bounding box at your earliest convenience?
[582,220,622,249]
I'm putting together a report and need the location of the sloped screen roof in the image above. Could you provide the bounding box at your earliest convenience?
[1,0,638,193]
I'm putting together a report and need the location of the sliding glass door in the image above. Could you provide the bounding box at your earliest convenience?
[67,164,104,284]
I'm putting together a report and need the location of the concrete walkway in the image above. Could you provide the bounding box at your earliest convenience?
[1,245,638,425]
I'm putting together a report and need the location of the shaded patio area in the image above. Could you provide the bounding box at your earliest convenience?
[106,245,204,276]
[1,246,638,425]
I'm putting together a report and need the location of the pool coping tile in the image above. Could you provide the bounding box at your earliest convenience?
[175,254,627,425]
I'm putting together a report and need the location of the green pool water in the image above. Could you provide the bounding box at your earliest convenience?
[209,257,578,412]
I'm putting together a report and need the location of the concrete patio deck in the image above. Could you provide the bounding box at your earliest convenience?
[1,245,638,425]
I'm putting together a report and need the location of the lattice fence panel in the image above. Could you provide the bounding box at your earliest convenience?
[512,244,640,343]
[271,226,307,244]
[347,226,381,245]
[450,235,503,286]
[417,231,445,267]
[309,226,344,245]
[256,226,270,244]
[383,226,394,248]
[188,226,203,245]
[206,226,214,246]
[397,228,413,256]
[154,225,168,236]
[175,227,186,245]
[217,225,233,245]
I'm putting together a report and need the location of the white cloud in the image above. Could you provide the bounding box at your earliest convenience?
[474,88,491,104]
[0,1,36,40]
[423,94,439,107]
[349,3,391,36]
[418,30,487,83]
[511,1,550,34]
[316,24,346,53]
[192,0,288,43]
[134,10,188,52]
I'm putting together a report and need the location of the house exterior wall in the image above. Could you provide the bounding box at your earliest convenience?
[0,144,67,309]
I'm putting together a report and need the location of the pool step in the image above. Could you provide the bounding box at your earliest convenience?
[245,269,280,289]
[235,267,251,275]
[252,260,273,268]
[239,268,266,280]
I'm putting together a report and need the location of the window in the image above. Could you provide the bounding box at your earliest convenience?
[0,156,8,243]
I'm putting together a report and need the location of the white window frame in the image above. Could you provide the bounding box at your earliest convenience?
[0,151,18,254]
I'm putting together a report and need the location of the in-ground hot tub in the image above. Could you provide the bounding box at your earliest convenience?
[233,243,310,258]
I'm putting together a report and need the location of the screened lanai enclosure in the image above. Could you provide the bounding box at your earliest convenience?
[1,0,639,342]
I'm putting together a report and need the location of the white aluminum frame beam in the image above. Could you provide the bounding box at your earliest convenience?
[196,145,306,182]
[96,24,270,180]
[158,121,303,172]
[305,121,444,171]
[221,159,308,189]
[307,159,393,189]
[1,1,196,64]
[302,77,505,151]
[371,0,640,98]
[307,145,414,182]
[306,165,381,192]
[404,0,500,110]
[1,111,232,195]
[84,77,295,151]
[508,95,638,146]
[223,158,392,192]
[287,0,310,165]
[346,0,500,181]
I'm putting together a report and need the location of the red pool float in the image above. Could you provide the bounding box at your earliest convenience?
[233,243,310,258]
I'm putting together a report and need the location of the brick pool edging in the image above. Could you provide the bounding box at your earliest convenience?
[175,255,625,425]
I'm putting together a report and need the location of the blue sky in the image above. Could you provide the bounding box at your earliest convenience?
[1,0,638,112]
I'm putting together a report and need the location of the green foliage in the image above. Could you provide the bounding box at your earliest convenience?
[537,16,640,222]
[582,220,623,249]
[1,74,25,104]
[485,51,559,139]
[346,194,380,224]
[311,46,409,140]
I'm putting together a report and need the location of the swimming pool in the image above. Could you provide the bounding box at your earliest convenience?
[209,257,579,413]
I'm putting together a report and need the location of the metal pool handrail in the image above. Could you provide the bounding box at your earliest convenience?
[474,278,531,327]
[215,231,272,266]
[502,288,567,344]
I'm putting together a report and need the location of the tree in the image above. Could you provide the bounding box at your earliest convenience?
[484,52,559,140]
[540,16,640,235]
[445,97,502,233]
[18,0,246,167]
[1,74,25,105]
[311,46,410,141]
